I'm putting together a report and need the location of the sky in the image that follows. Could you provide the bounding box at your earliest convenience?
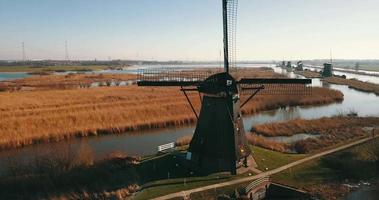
[0,0,378,61]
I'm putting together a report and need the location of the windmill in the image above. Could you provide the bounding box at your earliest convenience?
[138,0,311,175]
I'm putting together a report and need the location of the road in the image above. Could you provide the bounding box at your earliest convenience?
[153,135,378,200]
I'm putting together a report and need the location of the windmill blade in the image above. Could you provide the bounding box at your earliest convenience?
[238,78,311,84]
[137,80,202,86]
[238,78,312,95]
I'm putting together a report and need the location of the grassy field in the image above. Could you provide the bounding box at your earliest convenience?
[133,173,235,200]
[272,138,379,199]
[250,146,306,171]
[0,65,108,72]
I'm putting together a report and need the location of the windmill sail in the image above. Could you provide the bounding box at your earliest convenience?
[137,0,312,175]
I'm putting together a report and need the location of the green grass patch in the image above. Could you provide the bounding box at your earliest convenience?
[251,146,307,171]
[272,159,334,188]
[133,173,238,200]
[272,138,379,188]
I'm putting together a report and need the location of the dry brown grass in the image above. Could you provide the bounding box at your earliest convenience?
[246,134,290,152]
[0,68,344,150]
[294,70,321,78]
[251,116,379,153]
[241,87,343,115]
[0,85,344,150]
[0,73,137,91]
[293,127,369,153]
[251,116,379,137]
[324,76,379,95]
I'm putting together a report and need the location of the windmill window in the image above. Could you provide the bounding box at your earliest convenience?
[226,80,232,86]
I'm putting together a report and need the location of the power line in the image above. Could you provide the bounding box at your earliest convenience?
[22,42,26,62]
[65,40,69,62]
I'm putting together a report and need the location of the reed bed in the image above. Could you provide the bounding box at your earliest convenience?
[324,76,379,95]
[250,116,379,153]
[0,68,343,150]
[241,87,343,115]
[293,127,370,153]
[246,134,290,153]
[251,116,379,137]
[294,70,321,78]
[0,85,344,150]
[0,73,137,91]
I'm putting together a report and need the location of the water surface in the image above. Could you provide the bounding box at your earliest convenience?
[0,72,29,81]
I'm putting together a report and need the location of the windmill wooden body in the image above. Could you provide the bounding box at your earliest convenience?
[138,0,311,175]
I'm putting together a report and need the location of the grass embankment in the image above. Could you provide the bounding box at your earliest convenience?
[324,76,379,95]
[295,69,379,95]
[0,83,342,150]
[249,117,379,153]
[0,73,137,91]
[0,65,108,73]
[175,139,306,172]
[134,173,236,200]
[273,138,379,200]
[250,146,306,171]
[294,70,321,78]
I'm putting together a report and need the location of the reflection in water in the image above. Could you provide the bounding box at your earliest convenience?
[345,186,379,200]
[321,80,331,88]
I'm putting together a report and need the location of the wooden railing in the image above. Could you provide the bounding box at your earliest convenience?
[245,176,270,194]
[158,142,175,152]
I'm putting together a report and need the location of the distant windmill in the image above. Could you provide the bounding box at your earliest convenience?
[138,0,311,175]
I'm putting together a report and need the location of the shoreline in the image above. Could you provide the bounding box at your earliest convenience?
[294,70,379,96]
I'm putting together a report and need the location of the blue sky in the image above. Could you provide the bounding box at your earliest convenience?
[0,0,378,61]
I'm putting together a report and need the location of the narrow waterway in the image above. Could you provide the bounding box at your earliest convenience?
[304,65,379,84]
[0,65,379,177]
[345,185,378,200]
[0,72,29,81]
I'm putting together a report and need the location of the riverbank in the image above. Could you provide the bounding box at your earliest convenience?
[294,70,321,78]
[294,70,379,95]
[324,77,379,96]
[249,116,379,153]
[0,73,137,91]
[0,65,109,73]
[304,65,379,77]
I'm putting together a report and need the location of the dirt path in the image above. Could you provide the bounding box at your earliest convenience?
[153,135,379,200]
